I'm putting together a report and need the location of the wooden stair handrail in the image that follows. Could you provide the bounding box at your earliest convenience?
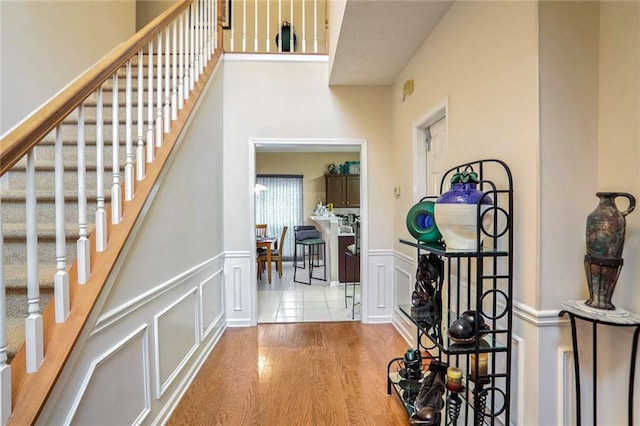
[0,0,193,176]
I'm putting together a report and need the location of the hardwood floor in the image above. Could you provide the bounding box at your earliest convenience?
[168,322,411,425]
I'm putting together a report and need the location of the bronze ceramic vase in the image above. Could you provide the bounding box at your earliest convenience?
[584,192,635,310]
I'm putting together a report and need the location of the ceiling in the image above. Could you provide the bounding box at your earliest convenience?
[329,0,453,86]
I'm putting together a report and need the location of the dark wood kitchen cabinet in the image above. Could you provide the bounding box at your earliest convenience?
[325,174,360,208]
[338,235,360,283]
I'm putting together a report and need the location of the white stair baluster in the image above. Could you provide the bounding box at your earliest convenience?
[213,0,219,55]
[137,50,146,181]
[171,20,178,121]
[229,0,235,52]
[164,28,171,134]
[302,0,306,53]
[178,12,185,110]
[77,104,91,284]
[278,0,282,53]
[95,88,107,251]
[156,32,164,147]
[146,41,155,163]
[125,60,135,201]
[289,1,294,53]
[196,1,203,78]
[0,205,12,424]
[184,9,191,99]
[241,0,246,52]
[254,0,258,52]
[191,5,196,90]
[266,0,270,52]
[25,149,43,373]
[111,73,122,224]
[208,0,213,58]
[314,0,318,53]
[194,3,200,82]
[54,125,70,323]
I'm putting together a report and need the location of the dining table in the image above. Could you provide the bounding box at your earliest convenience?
[256,236,277,284]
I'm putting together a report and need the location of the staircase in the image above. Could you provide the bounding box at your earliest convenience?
[2,63,148,360]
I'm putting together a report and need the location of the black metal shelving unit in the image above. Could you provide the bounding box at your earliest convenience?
[388,159,513,425]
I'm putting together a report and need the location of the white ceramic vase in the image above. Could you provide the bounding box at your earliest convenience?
[434,203,493,250]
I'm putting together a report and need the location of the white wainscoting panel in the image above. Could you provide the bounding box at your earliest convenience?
[366,250,394,323]
[510,334,524,426]
[200,267,224,339]
[557,346,576,426]
[224,252,253,326]
[154,289,199,398]
[392,251,415,342]
[66,326,151,425]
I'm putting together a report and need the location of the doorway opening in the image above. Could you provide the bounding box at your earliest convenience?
[249,138,368,324]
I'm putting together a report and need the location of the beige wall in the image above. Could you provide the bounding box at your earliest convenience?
[223,58,392,253]
[0,1,135,133]
[136,0,173,31]
[598,1,640,314]
[539,1,600,309]
[256,152,359,221]
[390,1,539,306]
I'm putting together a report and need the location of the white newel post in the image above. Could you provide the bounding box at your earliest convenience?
[76,104,91,284]
[54,125,70,322]
[25,150,43,373]
[302,0,306,53]
[0,205,12,424]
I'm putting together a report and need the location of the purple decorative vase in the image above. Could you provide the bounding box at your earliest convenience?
[434,172,493,250]
[584,192,635,310]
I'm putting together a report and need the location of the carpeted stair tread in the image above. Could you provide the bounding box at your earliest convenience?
[1,188,106,201]
[6,317,25,363]
[3,265,57,290]
[2,222,87,240]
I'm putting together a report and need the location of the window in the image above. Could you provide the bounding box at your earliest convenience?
[255,175,303,260]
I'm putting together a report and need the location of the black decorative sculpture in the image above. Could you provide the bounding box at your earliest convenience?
[411,254,443,329]
[275,20,296,52]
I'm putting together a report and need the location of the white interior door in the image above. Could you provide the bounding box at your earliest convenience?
[426,117,448,197]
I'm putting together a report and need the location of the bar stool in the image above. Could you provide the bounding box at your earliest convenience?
[343,221,361,319]
[293,226,326,285]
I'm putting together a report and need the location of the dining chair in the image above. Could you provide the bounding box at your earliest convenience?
[258,226,288,280]
[256,224,268,237]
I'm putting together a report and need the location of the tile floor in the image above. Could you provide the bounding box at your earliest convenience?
[257,261,361,323]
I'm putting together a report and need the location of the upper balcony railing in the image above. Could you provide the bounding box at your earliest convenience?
[223,0,327,54]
